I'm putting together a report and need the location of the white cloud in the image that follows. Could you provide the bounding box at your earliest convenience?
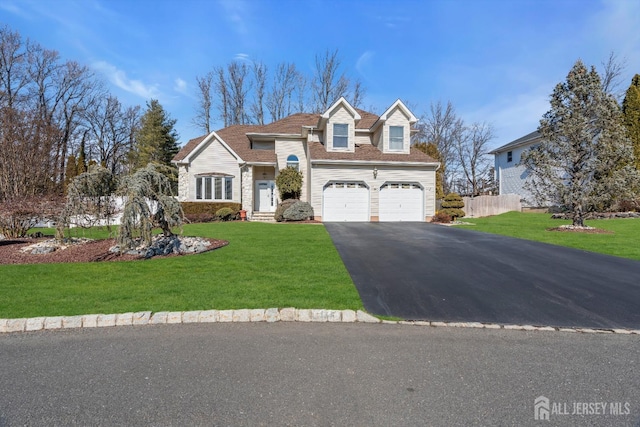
[356,51,375,77]
[219,0,249,36]
[174,78,188,94]
[0,2,30,19]
[93,61,160,99]
[234,53,251,62]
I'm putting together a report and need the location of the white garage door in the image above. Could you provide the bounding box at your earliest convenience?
[323,182,369,222]
[379,183,423,222]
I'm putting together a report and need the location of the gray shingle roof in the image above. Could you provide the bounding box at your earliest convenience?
[489,130,541,154]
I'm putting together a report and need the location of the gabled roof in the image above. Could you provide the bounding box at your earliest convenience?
[172,101,426,164]
[372,99,418,130]
[489,130,542,154]
[321,97,361,121]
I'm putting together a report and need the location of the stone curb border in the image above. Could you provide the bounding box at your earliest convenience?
[1,309,639,335]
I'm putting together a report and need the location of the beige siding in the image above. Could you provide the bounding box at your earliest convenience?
[326,105,356,152]
[383,107,411,154]
[355,133,372,146]
[186,138,241,202]
[372,127,383,148]
[310,164,437,220]
[275,138,309,202]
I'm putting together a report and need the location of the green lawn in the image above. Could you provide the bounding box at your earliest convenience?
[0,223,363,318]
[455,211,640,261]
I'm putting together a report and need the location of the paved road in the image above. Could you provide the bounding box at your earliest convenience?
[326,223,640,329]
[0,324,638,426]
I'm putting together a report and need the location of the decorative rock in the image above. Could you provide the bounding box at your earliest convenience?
[612,329,632,334]
[297,309,312,322]
[265,308,279,323]
[62,316,83,329]
[326,310,342,322]
[44,317,63,330]
[465,322,486,329]
[232,309,250,322]
[250,309,265,322]
[133,311,151,325]
[116,313,133,326]
[536,326,556,332]
[97,314,116,327]
[7,319,26,333]
[167,312,183,324]
[398,321,415,325]
[341,310,356,323]
[182,311,201,323]
[412,321,430,326]
[199,310,219,323]
[82,314,99,328]
[558,328,577,333]
[25,317,45,332]
[382,320,398,325]
[150,312,169,324]
[446,322,467,328]
[503,324,524,330]
[521,325,537,331]
[311,309,327,322]
[430,321,447,327]
[279,308,296,322]
[356,310,380,323]
[0,318,7,333]
[218,310,233,322]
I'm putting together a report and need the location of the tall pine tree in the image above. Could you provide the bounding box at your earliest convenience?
[622,74,640,170]
[133,99,179,169]
[521,60,639,226]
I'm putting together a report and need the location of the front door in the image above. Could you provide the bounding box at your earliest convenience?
[255,180,276,212]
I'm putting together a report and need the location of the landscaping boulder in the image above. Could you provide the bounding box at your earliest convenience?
[283,201,314,221]
[275,199,298,222]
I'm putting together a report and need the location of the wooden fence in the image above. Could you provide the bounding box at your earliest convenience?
[461,194,522,218]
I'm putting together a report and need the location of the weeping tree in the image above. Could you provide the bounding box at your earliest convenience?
[60,163,183,249]
[116,163,183,249]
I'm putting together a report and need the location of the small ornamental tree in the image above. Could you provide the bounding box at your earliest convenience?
[275,167,303,200]
[441,193,465,220]
[116,163,183,249]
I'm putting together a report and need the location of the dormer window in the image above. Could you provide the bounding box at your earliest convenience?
[389,126,404,151]
[333,123,348,149]
[286,154,299,170]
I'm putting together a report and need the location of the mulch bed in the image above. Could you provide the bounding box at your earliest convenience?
[546,227,613,234]
[0,238,228,265]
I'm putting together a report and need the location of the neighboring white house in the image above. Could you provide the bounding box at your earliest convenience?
[172,98,440,221]
[489,130,542,207]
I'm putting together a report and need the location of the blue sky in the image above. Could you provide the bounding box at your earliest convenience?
[2,0,639,149]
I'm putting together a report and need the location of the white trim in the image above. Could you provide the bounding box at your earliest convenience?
[370,99,418,131]
[182,131,244,164]
[311,159,440,167]
[321,97,361,121]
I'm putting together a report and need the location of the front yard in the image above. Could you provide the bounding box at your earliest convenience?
[0,223,363,318]
[455,211,640,261]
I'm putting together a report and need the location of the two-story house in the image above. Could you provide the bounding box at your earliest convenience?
[489,130,542,207]
[172,97,440,221]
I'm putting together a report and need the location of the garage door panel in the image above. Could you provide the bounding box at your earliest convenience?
[323,183,369,222]
[379,184,423,222]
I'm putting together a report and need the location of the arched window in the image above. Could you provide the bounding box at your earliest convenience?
[287,154,299,170]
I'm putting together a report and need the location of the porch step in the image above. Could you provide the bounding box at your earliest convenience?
[250,212,276,223]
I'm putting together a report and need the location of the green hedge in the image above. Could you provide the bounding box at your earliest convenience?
[181,202,242,223]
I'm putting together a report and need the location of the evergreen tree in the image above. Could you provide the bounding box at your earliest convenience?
[134,99,179,169]
[622,74,640,169]
[521,60,639,226]
[77,139,87,175]
[64,154,78,190]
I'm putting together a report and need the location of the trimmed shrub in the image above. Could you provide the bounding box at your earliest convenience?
[275,199,298,222]
[215,207,236,221]
[431,211,452,223]
[440,193,465,219]
[283,201,314,221]
[275,167,303,200]
[181,202,241,223]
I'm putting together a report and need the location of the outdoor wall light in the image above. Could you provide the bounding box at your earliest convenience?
[373,167,378,179]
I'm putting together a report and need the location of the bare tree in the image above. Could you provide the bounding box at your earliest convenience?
[266,62,298,122]
[193,71,213,133]
[350,79,366,109]
[227,61,251,125]
[295,73,307,114]
[250,61,267,125]
[415,101,465,194]
[0,26,29,109]
[601,51,626,101]
[214,66,229,127]
[83,96,141,175]
[311,49,350,113]
[456,122,494,196]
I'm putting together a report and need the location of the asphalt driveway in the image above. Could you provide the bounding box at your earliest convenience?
[325,222,640,329]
